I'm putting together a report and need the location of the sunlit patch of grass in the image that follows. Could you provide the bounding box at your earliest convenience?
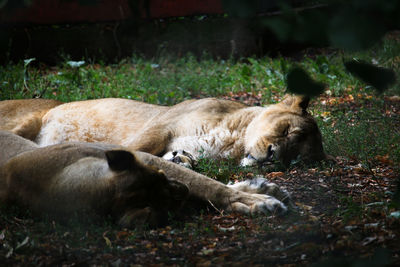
[194,157,247,184]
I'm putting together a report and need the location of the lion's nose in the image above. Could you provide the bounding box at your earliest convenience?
[172,156,182,163]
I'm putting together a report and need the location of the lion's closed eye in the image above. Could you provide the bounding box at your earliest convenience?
[282,126,290,137]
[288,127,302,136]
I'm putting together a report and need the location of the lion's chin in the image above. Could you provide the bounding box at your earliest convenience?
[240,155,258,167]
[239,154,276,167]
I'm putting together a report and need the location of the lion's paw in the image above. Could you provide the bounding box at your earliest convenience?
[228,176,291,204]
[162,150,196,169]
[252,195,288,214]
[230,193,287,215]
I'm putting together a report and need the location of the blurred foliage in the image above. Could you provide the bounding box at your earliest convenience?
[223,0,400,50]
[344,60,397,93]
[286,67,325,96]
[222,0,400,95]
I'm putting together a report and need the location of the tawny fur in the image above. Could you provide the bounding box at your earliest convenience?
[33,96,327,166]
[0,131,288,225]
[0,131,188,227]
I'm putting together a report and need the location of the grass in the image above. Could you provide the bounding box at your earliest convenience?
[319,104,400,164]
[0,32,399,265]
[1,35,399,164]
[0,51,351,103]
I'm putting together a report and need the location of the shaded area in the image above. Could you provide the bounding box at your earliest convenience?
[0,18,278,64]
[0,0,315,64]
[1,94,399,266]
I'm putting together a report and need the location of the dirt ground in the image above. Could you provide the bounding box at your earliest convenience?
[1,95,399,266]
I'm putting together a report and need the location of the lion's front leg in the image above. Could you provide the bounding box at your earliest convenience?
[227,192,287,215]
[136,152,288,216]
[227,176,291,205]
[162,150,197,169]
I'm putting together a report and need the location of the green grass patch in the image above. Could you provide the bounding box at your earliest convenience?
[1,34,399,167]
[316,99,400,164]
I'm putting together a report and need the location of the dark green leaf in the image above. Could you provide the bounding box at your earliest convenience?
[241,65,252,79]
[344,60,396,92]
[286,67,325,97]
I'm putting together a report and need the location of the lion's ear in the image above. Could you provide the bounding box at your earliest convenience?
[281,94,310,112]
[105,150,136,171]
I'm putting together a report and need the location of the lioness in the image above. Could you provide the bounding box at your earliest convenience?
[0,131,288,227]
[0,130,188,227]
[34,95,327,167]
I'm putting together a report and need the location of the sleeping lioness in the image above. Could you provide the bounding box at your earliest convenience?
[0,131,289,227]
[32,95,327,167]
[0,130,188,227]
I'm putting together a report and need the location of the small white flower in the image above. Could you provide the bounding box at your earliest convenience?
[67,61,85,68]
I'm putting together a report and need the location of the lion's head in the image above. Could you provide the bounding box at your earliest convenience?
[242,95,327,167]
[109,150,189,228]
